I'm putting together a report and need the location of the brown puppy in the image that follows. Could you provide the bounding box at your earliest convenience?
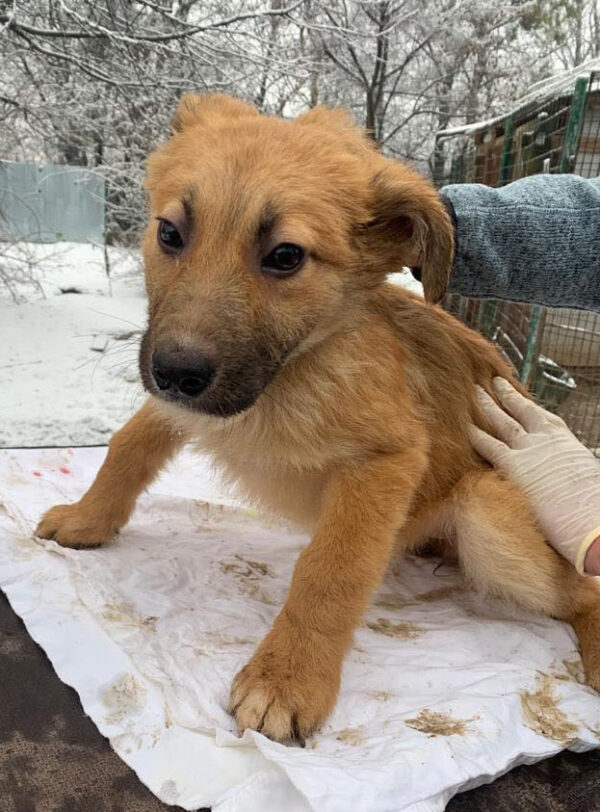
[36,94,600,744]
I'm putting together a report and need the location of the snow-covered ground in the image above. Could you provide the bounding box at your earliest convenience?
[1,242,422,447]
[1,243,147,446]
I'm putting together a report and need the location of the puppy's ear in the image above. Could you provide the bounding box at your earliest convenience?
[171,93,258,133]
[297,106,357,132]
[364,161,454,303]
[296,106,374,156]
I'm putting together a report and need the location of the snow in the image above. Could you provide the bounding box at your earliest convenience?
[391,266,424,297]
[1,243,422,447]
[1,243,146,447]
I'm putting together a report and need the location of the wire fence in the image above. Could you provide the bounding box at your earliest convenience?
[434,65,600,456]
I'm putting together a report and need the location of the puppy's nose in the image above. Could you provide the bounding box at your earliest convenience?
[151,347,215,399]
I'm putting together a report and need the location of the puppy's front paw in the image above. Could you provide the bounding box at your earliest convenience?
[228,623,341,744]
[35,503,117,548]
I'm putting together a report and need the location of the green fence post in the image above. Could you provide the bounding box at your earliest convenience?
[520,305,544,387]
[479,300,499,339]
[559,76,588,173]
[498,116,514,186]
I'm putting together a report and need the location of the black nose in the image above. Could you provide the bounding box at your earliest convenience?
[151,347,215,399]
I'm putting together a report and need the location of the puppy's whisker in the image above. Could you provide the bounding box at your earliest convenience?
[86,308,144,330]
[259,388,297,424]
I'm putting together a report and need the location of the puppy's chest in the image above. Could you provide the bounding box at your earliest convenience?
[200,391,341,467]
[209,431,327,529]
[176,405,332,527]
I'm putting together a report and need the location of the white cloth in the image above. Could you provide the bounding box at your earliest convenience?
[1,446,600,812]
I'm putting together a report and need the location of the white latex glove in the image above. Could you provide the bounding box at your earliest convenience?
[470,377,600,576]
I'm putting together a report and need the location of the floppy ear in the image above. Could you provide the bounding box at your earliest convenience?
[364,161,454,303]
[171,93,259,133]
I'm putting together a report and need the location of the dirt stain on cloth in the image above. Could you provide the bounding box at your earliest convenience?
[375,585,464,610]
[219,554,272,579]
[405,709,476,737]
[416,586,465,603]
[562,658,584,683]
[375,594,411,610]
[336,726,366,746]
[519,674,578,744]
[219,554,277,605]
[101,601,158,631]
[102,673,147,725]
[367,618,423,639]
[550,658,584,683]
[368,690,395,702]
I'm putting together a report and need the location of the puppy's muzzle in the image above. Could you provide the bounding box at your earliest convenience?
[151,345,215,400]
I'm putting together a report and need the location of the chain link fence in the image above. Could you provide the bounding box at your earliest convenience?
[433,63,600,456]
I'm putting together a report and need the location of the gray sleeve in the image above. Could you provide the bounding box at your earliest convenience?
[442,174,600,312]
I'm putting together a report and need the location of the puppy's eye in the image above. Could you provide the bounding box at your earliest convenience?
[157,219,184,253]
[262,243,305,277]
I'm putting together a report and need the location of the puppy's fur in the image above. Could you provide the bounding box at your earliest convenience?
[37,95,600,744]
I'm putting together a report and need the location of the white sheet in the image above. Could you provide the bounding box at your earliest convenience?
[1,446,600,812]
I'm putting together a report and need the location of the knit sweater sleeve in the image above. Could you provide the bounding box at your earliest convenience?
[441,174,600,312]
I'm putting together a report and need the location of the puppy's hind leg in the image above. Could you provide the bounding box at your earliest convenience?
[36,400,184,548]
[452,471,600,691]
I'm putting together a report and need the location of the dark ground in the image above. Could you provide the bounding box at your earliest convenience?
[2,590,600,812]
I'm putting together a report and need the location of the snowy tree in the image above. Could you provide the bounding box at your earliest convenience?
[523,0,600,70]
[0,0,305,240]
[1,0,594,241]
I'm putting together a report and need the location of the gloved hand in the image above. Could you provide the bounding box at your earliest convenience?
[470,377,600,576]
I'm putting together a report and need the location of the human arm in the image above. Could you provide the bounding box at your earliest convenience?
[470,377,600,575]
[412,174,600,309]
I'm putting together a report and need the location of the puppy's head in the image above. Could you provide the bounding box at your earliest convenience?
[140,94,453,417]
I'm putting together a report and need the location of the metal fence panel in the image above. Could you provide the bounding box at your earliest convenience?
[0,161,105,243]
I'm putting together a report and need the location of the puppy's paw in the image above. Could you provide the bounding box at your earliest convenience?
[35,503,117,548]
[228,627,340,744]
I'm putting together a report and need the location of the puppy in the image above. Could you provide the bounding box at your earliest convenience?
[36,94,600,744]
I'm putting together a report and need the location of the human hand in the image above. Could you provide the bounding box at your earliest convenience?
[470,377,600,576]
